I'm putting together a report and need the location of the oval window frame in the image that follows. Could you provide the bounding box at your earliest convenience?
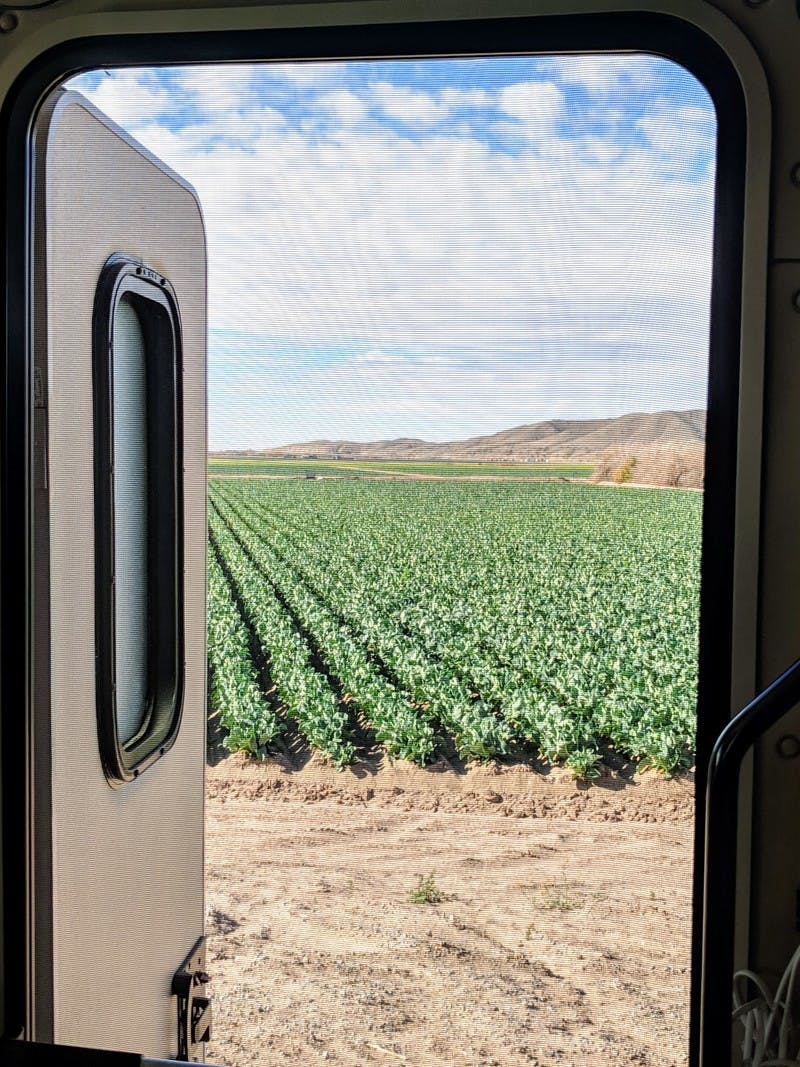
[93,251,184,787]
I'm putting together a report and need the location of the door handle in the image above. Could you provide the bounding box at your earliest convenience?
[700,655,800,1065]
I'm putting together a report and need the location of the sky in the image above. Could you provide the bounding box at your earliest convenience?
[67,56,717,451]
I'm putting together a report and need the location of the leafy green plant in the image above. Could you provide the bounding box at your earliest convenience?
[208,477,701,778]
[409,873,443,905]
[207,544,283,755]
[209,507,356,767]
[565,746,601,780]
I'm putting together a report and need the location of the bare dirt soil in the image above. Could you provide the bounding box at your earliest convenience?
[205,753,695,1067]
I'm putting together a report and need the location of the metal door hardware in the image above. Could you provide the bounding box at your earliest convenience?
[171,937,211,1062]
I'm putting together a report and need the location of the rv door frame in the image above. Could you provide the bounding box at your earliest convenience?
[0,4,769,1065]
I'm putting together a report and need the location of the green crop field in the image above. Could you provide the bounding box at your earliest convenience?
[208,456,592,480]
[207,477,701,777]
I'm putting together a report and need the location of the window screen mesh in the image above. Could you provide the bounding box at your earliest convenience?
[64,53,715,1066]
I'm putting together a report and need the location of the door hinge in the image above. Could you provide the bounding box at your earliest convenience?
[171,937,212,1062]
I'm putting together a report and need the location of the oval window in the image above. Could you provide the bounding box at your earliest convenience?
[93,252,184,785]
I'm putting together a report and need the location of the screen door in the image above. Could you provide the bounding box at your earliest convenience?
[29,90,207,1059]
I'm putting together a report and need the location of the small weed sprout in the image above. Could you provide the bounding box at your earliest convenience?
[409,873,443,905]
[536,875,583,912]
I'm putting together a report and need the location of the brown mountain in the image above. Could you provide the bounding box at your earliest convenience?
[240,409,705,463]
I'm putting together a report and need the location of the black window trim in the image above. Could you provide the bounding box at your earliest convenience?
[92,252,185,787]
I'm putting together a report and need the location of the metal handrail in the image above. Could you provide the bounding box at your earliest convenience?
[700,656,800,1065]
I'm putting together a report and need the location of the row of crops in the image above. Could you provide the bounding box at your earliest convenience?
[207,456,592,479]
[207,477,702,777]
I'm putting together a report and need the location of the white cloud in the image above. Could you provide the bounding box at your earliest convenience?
[119,110,713,355]
[210,339,708,449]
[268,61,343,86]
[82,71,172,127]
[440,87,492,108]
[550,54,661,98]
[638,103,716,160]
[371,82,448,127]
[352,348,405,364]
[177,64,259,115]
[314,89,366,126]
[581,136,624,163]
[68,64,715,449]
[498,80,564,136]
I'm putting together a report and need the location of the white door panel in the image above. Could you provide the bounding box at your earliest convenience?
[31,91,207,1059]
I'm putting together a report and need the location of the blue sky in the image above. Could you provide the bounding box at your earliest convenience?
[69,56,716,451]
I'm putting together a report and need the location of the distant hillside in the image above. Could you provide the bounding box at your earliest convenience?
[228,409,705,463]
